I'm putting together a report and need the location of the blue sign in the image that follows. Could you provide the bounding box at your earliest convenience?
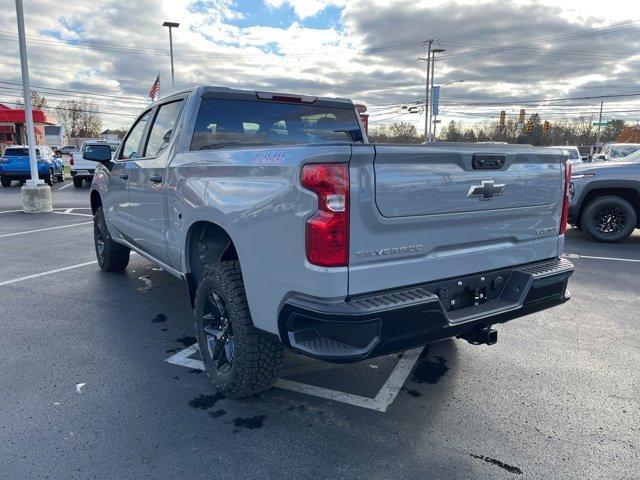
[431,86,440,116]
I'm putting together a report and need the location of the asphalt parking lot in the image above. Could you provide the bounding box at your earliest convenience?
[1,182,639,479]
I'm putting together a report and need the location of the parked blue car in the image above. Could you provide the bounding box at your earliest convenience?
[0,145,65,187]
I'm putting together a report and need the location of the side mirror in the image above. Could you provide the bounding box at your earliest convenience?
[83,144,112,163]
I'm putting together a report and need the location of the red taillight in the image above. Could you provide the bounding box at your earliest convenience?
[560,162,571,234]
[69,154,74,166]
[301,164,349,267]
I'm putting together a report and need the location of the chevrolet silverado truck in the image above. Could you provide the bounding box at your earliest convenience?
[569,155,640,242]
[87,86,574,398]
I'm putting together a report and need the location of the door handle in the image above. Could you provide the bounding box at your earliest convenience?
[148,174,163,183]
[119,173,129,180]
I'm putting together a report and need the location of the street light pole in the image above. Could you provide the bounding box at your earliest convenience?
[15,0,52,213]
[432,79,463,141]
[15,0,39,187]
[162,21,179,93]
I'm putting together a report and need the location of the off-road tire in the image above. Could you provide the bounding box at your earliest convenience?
[73,177,83,188]
[45,170,54,186]
[57,171,65,182]
[194,261,283,399]
[0,177,11,187]
[582,195,637,243]
[93,206,130,272]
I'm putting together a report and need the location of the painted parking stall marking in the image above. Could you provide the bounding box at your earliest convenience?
[0,221,93,238]
[564,252,640,264]
[0,260,98,287]
[166,343,424,412]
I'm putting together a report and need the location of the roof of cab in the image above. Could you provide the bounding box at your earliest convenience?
[154,85,354,110]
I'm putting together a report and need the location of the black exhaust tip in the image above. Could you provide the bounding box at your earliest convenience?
[458,326,498,346]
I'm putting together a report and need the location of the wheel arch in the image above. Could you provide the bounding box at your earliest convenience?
[90,190,102,214]
[184,220,239,306]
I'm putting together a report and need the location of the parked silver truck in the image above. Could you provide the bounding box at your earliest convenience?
[569,154,640,242]
[87,86,574,398]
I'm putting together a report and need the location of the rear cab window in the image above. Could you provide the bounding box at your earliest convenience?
[4,148,30,156]
[190,98,362,150]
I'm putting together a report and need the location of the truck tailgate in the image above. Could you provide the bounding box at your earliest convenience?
[348,144,567,295]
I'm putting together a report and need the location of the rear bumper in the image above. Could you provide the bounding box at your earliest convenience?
[278,258,573,362]
[70,169,95,178]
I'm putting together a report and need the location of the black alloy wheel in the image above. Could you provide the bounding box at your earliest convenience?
[202,290,234,373]
[593,205,627,236]
[582,195,637,243]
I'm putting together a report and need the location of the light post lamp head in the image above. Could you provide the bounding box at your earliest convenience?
[162,21,179,28]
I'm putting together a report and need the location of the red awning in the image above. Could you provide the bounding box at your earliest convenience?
[0,106,47,124]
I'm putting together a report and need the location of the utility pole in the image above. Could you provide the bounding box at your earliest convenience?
[420,38,433,142]
[15,0,52,213]
[595,100,604,148]
[163,21,179,93]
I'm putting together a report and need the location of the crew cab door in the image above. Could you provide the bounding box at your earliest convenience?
[126,99,185,263]
[108,110,153,238]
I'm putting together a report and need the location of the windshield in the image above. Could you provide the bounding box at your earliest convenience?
[610,145,640,158]
[613,150,640,162]
[190,99,362,150]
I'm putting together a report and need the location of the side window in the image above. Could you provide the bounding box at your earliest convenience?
[120,111,151,160]
[143,100,184,157]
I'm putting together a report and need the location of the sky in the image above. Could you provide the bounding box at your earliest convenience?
[2,0,640,131]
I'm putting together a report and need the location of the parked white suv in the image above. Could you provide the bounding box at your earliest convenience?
[70,140,120,187]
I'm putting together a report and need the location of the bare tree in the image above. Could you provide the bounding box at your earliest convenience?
[16,90,48,109]
[369,122,424,143]
[55,98,102,137]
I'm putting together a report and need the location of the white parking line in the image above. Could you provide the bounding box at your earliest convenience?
[53,211,93,217]
[0,207,91,214]
[58,183,73,190]
[166,343,424,412]
[564,253,640,264]
[0,221,92,238]
[0,260,98,286]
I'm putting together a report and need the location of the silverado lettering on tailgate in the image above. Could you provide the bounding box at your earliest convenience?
[356,245,424,258]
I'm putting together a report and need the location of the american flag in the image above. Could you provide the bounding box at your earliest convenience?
[149,75,160,101]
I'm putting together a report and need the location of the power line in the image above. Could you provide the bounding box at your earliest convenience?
[0,86,149,112]
[0,81,150,104]
[441,20,640,61]
[0,99,138,119]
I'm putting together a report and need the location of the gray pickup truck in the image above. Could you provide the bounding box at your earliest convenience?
[569,157,640,242]
[87,86,573,398]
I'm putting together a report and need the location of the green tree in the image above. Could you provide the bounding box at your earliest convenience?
[601,119,627,142]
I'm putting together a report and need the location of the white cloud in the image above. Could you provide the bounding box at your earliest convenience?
[1,0,638,130]
[263,0,345,19]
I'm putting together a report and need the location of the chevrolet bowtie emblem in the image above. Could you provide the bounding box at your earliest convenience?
[467,180,505,200]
